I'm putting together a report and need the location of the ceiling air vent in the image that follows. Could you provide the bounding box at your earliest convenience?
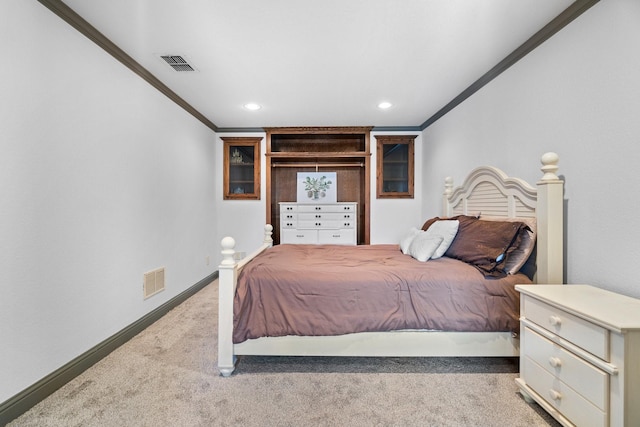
[160,55,195,72]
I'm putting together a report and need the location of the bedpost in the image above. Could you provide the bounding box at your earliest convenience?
[263,223,274,246]
[536,152,564,284]
[218,236,237,376]
[442,176,454,216]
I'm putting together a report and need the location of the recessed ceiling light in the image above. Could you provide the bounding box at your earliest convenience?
[377,102,392,110]
[244,103,261,111]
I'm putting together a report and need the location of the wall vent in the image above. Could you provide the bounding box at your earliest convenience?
[160,55,195,72]
[143,267,165,299]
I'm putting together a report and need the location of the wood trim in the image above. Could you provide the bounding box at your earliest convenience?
[0,272,219,425]
[36,0,218,132]
[268,152,369,159]
[420,0,600,130]
[362,131,371,244]
[265,127,372,244]
[221,137,261,200]
[375,135,416,199]
[264,126,374,136]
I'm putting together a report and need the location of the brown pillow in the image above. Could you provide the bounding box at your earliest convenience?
[421,214,478,231]
[421,216,441,231]
[480,216,537,275]
[444,216,528,277]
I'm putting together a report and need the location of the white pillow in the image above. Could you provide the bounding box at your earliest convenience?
[408,233,444,262]
[423,220,460,259]
[399,227,421,254]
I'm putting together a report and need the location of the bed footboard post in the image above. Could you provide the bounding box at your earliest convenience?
[536,152,564,284]
[263,224,274,246]
[218,236,238,376]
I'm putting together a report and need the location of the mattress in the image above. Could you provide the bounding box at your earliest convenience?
[233,244,531,343]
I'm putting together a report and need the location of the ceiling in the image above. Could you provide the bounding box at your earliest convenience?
[57,0,576,130]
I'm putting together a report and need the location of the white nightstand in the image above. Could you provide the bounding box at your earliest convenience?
[515,284,640,427]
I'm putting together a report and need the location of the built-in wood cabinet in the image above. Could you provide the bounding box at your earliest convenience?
[265,127,372,245]
[376,135,416,199]
[222,137,261,200]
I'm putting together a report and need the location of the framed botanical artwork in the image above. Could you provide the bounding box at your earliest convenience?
[296,172,337,204]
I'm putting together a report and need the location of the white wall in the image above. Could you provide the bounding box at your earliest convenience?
[421,0,640,297]
[214,133,268,258]
[370,131,424,244]
[0,1,218,403]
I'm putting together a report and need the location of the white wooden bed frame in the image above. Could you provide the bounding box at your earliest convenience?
[218,152,564,376]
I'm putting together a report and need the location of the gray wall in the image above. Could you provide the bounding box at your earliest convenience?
[422,0,640,298]
[0,1,218,402]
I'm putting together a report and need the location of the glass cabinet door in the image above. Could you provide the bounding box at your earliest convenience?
[222,137,261,200]
[376,135,416,199]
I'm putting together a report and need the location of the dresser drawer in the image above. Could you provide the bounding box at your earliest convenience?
[523,356,606,427]
[318,229,356,245]
[281,212,296,221]
[280,229,318,244]
[298,219,341,229]
[523,326,608,410]
[281,219,297,229]
[298,204,356,213]
[523,296,609,360]
[298,212,356,221]
[298,213,341,222]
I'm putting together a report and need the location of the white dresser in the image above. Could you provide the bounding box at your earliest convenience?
[515,284,640,427]
[279,202,357,245]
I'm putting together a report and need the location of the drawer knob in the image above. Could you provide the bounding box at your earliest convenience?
[548,357,562,368]
[549,315,562,326]
[548,390,562,401]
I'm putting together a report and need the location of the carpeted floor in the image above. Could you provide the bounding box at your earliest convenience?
[9,280,559,427]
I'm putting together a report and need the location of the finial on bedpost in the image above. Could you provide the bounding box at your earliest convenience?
[540,152,560,181]
[220,237,236,266]
[444,176,454,196]
[443,177,454,216]
[536,152,564,284]
[263,224,274,245]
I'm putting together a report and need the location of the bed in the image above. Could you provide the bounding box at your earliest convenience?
[218,152,564,376]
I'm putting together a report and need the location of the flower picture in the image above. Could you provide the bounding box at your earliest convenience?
[297,172,337,203]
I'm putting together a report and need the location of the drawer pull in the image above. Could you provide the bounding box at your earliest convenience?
[549,315,562,326]
[548,389,562,401]
[548,357,562,368]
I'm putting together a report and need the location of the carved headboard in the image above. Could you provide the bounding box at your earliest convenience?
[441,153,564,284]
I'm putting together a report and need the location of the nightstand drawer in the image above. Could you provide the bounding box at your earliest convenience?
[523,326,608,410]
[523,296,609,360]
[523,356,606,427]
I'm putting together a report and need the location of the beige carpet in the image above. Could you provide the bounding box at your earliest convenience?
[9,280,559,427]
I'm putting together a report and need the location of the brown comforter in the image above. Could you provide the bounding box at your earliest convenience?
[233,244,531,343]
